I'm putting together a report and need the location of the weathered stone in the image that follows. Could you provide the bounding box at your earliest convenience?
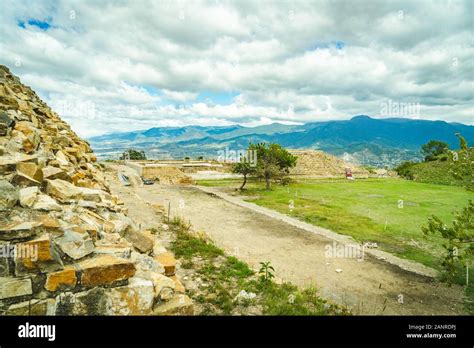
[55,150,70,166]
[45,179,81,203]
[170,275,186,294]
[54,288,108,315]
[11,171,41,187]
[77,187,108,203]
[124,230,154,254]
[0,154,38,174]
[42,166,71,181]
[15,234,63,274]
[147,272,175,299]
[0,111,15,136]
[56,230,94,260]
[36,215,61,229]
[153,294,194,315]
[0,179,18,210]
[94,244,131,258]
[0,276,32,299]
[14,122,41,153]
[77,200,97,209]
[154,251,176,276]
[106,277,155,315]
[18,186,39,208]
[0,243,12,276]
[152,240,168,256]
[45,266,77,292]
[16,162,43,182]
[6,298,56,315]
[131,251,164,275]
[78,255,135,288]
[0,221,41,241]
[32,194,62,211]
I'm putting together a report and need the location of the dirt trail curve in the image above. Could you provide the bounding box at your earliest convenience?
[106,164,466,315]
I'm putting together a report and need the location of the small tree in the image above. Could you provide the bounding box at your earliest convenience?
[423,134,473,283]
[421,140,449,162]
[119,149,146,160]
[395,161,416,179]
[254,143,297,190]
[450,133,473,192]
[232,161,254,190]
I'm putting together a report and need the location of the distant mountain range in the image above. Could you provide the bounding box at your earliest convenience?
[88,115,474,167]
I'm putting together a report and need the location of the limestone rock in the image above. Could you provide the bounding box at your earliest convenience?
[124,230,154,254]
[11,173,40,187]
[54,288,108,315]
[154,251,177,276]
[131,251,164,275]
[19,186,39,208]
[94,244,131,259]
[78,255,136,288]
[0,244,11,276]
[15,234,63,274]
[152,240,168,256]
[46,179,81,203]
[44,266,77,292]
[14,121,41,153]
[0,276,32,299]
[55,150,70,166]
[0,179,18,210]
[0,221,41,241]
[6,298,56,315]
[0,111,15,136]
[153,294,194,316]
[16,162,43,182]
[0,153,38,174]
[148,272,175,299]
[106,277,155,315]
[36,215,61,229]
[56,230,94,260]
[170,275,186,294]
[32,194,62,211]
[42,166,71,182]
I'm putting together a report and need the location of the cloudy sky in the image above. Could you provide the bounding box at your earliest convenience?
[1,0,473,137]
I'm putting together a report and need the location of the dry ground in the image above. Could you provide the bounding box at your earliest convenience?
[105,164,466,315]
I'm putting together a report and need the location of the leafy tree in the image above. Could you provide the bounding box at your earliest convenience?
[119,149,146,160]
[254,143,297,190]
[232,161,255,190]
[423,134,473,283]
[422,201,473,283]
[450,133,473,192]
[395,161,416,179]
[421,140,449,162]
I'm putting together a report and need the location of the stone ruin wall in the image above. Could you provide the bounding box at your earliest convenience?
[0,65,192,315]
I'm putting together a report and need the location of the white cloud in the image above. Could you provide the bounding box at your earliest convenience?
[0,0,472,137]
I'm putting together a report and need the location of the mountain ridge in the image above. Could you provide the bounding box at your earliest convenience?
[88,115,474,167]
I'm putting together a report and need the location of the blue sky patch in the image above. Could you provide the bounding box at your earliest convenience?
[18,18,52,31]
[307,41,345,52]
[141,85,161,96]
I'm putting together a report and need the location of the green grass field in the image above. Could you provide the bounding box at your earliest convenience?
[197,177,472,284]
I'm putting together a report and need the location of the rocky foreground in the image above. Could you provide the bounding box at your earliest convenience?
[0,65,192,315]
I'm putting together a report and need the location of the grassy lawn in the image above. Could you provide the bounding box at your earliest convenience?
[196,177,472,285]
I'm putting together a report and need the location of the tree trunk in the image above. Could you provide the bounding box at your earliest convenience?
[239,174,247,190]
[265,175,271,190]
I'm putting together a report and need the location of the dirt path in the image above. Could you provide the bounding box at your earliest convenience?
[105,164,466,315]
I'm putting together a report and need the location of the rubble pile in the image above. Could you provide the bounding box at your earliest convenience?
[289,150,369,177]
[0,65,192,315]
